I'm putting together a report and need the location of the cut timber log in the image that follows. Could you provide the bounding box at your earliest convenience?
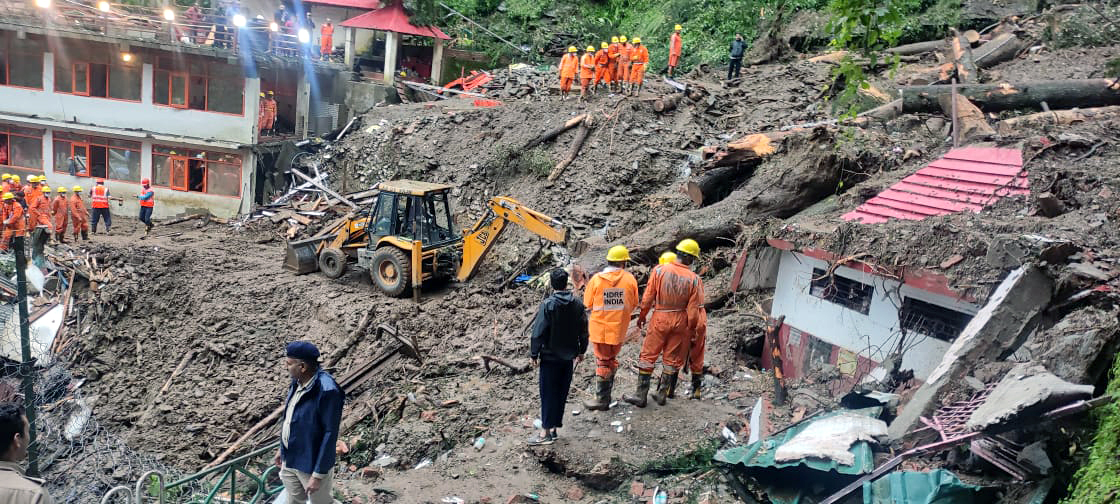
[887,39,946,56]
[939,93,995,140]
[780,99,902,131]
[996,105,1120,134]
[973,33,1027,69]
[902,79,1120,113]
[653,94,681,113]
[686,162,760,207]
[520,114,587,152]
[547,115,596,181]
[699,131,786,169]
[950,29,978,83]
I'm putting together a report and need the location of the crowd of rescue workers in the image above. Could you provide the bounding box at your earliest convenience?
[0,174,156,251]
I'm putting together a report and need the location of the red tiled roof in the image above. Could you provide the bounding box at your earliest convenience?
[842,147,1028,224]
[305,0,380,9]
[340,1,450,39]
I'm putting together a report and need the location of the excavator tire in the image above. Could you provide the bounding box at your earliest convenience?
[319,247,347,279]
[370,247,411,297]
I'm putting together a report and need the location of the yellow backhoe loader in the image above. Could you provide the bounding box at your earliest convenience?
[283,180,568,300]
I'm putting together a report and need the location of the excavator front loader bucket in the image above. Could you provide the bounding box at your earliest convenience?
[283,237,323,274]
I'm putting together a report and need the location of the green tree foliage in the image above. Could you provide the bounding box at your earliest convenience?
[1062,355,1120,503]
[824,0,917,117]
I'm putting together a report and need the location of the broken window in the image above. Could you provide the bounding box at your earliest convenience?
[900,297,972,342]
[53,133,140,182]
[810,268,873,315]
[152,146,241,196]
[0,125,44,172]
[0,36,44,89]
[154,57,244,114]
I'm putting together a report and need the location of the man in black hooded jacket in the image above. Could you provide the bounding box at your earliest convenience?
[528,268,588,445]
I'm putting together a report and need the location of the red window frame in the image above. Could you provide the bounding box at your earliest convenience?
[154,57,244,115]
[52,133,141,182]
[0,126,45,171]
[0,38,44,91]
[152,146,241,198]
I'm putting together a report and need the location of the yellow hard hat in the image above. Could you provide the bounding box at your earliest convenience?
[611,36,619,43]
[73,185,83,192]
[28,175,38,183]
[675,24,682,31]
[42,186,51,193]
[586,45,595,52]
[11,175,20,183]
[632,37,641,44]
[259,92,265,97]
[619,35,627,42]
[659,251,678,265]
[601,42,608,49]
[606,245,631,262]
[57,187,67,193]
[1,193,12,201]
[676,238,700,258]
[568,46,577,53]
[1,174,9,180]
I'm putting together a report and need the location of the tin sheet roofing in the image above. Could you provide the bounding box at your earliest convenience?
[713,407,882,475]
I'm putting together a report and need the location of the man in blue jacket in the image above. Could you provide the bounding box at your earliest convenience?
[528,268,588,446]
[274,341,344,504]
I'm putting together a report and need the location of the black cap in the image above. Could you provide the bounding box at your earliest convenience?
[286,341,320,361]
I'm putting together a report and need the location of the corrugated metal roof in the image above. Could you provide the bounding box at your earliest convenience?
[865,470,985,503]
[842,147,1028,224]
[713,407,882,475]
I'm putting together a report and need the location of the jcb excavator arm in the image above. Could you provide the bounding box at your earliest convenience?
[458,196,568,282]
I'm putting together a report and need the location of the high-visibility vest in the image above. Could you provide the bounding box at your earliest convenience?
[140,189,155,208]
[91,185,109,209]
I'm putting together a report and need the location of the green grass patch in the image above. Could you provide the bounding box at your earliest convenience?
[640,438,721,475]
[1061,355,1120,503]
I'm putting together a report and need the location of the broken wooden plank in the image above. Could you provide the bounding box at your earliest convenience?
[290,169,359,209]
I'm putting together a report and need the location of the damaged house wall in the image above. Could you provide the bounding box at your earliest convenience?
[767,249,980,385]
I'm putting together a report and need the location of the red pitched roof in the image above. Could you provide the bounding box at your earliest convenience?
[340,2,450,39]
[305,0,380,9]
[842,147,1028,224]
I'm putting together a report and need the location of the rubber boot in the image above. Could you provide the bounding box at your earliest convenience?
[623,371,652,408]
[651,372,676,406]
[583,375,613,411]
[666,371,679,399]
[81,230,89,241]
[690,373,703,400]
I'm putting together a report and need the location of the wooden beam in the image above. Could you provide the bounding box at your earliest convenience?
[290,169,359,210]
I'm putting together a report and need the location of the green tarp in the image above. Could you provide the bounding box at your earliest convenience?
[863,470,984,504]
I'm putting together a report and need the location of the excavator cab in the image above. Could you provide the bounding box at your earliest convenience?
[357,181,463,299]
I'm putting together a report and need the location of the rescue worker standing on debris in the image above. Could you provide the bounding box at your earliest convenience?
[265,91,278,135]
[628,37,649,96]
[624,239,705,407]
[668,25,682,77]
[657,251,708,399]
[583,246,639,412]
[0,402,53,504]
[594,42,611,93]
[558,47,579,100]
[0,193,24,252]
[30,181,51,240]
[617,36,632,88]
[607,37,621,93]
[579,46,597,101]
[90,179,112,234]
[137,178,155,234]
[275,341,344,504]
[258,92,268,136]
[70,186,89,242]
[51,187,68,244]
[529,269,588,445]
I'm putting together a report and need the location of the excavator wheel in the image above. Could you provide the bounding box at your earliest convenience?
[319,247,347,279]
[370,247,411,297]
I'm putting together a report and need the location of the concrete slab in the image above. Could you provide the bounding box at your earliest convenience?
[888,266,1052,440]
[966,363,1094,431]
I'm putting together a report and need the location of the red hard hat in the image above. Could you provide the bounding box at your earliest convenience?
[96,178,105,184]
[142,178,150,185]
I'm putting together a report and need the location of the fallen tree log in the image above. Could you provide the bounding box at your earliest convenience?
[520,114,587,152]
[547,114,596,181]
[685,162,761,207]
[939,93,995,141]
[973,32,1028,68]
[887,39,946,55]
[902,79,1120,113]
[995,105,1120,134]
[780,99,902,131]
[950,29,978,83]
[699,131,786,169]
[653,94,681,113]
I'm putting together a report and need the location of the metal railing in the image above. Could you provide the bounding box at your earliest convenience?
[0,0,329,62]
[101,440,283,504]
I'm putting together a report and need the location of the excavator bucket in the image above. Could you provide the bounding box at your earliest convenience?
[283,237,324,274]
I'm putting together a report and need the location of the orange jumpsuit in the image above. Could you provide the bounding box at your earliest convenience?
[264,98,278,131]
[669,32,682,68]
[30,192,50,229]
[606,43,620,86]
[579,52,596,92]
[688,307,707,374]
[594,48,610,87]
[70,194,89,239]
[618,43,632,83]
[637,261,704,374]
[1,202,25,251]
[558,53,578,93]
[258,97,268,133]
[320,23,334,57]
[584,267,639,378]
[629,45,650,86]
[50,195,68,236]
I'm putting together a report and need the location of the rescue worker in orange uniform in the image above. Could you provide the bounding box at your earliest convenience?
[90,179,112,234]
[264,91,278,135]
[617,36,631,87]
[582,245,640,411]
[258,92,268,136]
[0,174,11,193]
[624,238,705,407]
[594,42,611,93]
[51,186,69,243]
[27,176,50,231]
[579,46,597,101]
[320,20,334,60]
[70,186,89,241]
[558,46,579,100]
[0,193,25,252]
[668,25,683,77]
[657,251,709,399]
[606,37,621,93]
[138,178,155,234]
[628,37,650,96]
